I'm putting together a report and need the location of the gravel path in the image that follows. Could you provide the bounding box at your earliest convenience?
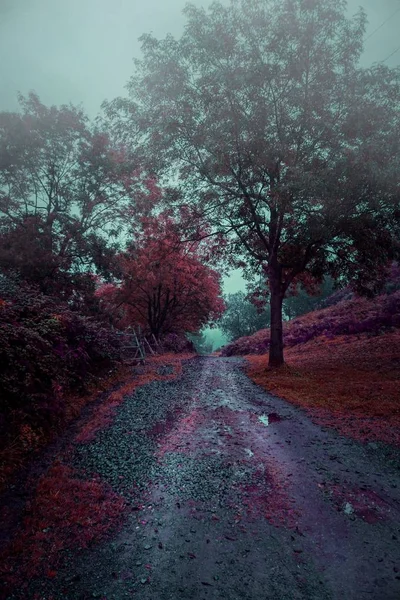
[9,356,400,599]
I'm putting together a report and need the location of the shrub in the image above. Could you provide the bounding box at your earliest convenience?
[0,282,121,430]
[161,333,195,353]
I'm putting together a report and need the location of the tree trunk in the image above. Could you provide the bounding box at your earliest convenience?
[269,273,284,367]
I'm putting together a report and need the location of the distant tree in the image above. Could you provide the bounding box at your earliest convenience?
[108,0,400,366]
[219,291,270,340]
[187,331,214,354]
[0,93,135,298]
[283,276,335,319]
[96,213,225,338]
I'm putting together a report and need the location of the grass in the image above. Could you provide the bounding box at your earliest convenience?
[246,331,400,446]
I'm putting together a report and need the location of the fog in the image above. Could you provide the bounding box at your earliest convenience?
[1,0,399,347]
[1,0,400,117]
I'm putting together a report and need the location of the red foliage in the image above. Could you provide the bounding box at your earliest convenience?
[0,283,121,426]
[0,464,126,592]
[96,213,225,337]
[0,280,125,491]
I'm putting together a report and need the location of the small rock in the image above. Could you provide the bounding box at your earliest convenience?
[343,502,354,516]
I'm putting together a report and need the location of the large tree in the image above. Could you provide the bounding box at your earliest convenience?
[105,0,400,366]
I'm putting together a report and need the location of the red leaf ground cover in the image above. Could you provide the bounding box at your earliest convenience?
[0,463,126,592]
[246,331,400,446]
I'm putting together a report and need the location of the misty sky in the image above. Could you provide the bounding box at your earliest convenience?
[1,0,400,298]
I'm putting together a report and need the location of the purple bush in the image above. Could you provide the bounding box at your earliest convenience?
[0,282,121,427]
[161,333,195,353]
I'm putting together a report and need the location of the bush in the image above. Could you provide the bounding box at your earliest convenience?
[161,333,195,353]
[0,281,121,429]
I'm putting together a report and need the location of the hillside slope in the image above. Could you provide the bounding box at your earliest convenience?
[221,292,400,446]
[221,291,400,356]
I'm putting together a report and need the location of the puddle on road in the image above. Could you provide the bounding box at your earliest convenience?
[258,413,282,426]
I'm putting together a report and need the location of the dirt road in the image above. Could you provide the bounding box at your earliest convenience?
[6,357,400,599]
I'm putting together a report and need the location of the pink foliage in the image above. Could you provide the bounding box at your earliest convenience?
[99,212,225,336]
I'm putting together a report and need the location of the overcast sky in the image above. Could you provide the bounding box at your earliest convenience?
[1,0,399,295]
[1,0,400,116]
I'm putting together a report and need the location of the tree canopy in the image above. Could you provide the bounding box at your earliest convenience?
[105,0,400,365]
[219,291,270,340]
[0,93,136,298]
